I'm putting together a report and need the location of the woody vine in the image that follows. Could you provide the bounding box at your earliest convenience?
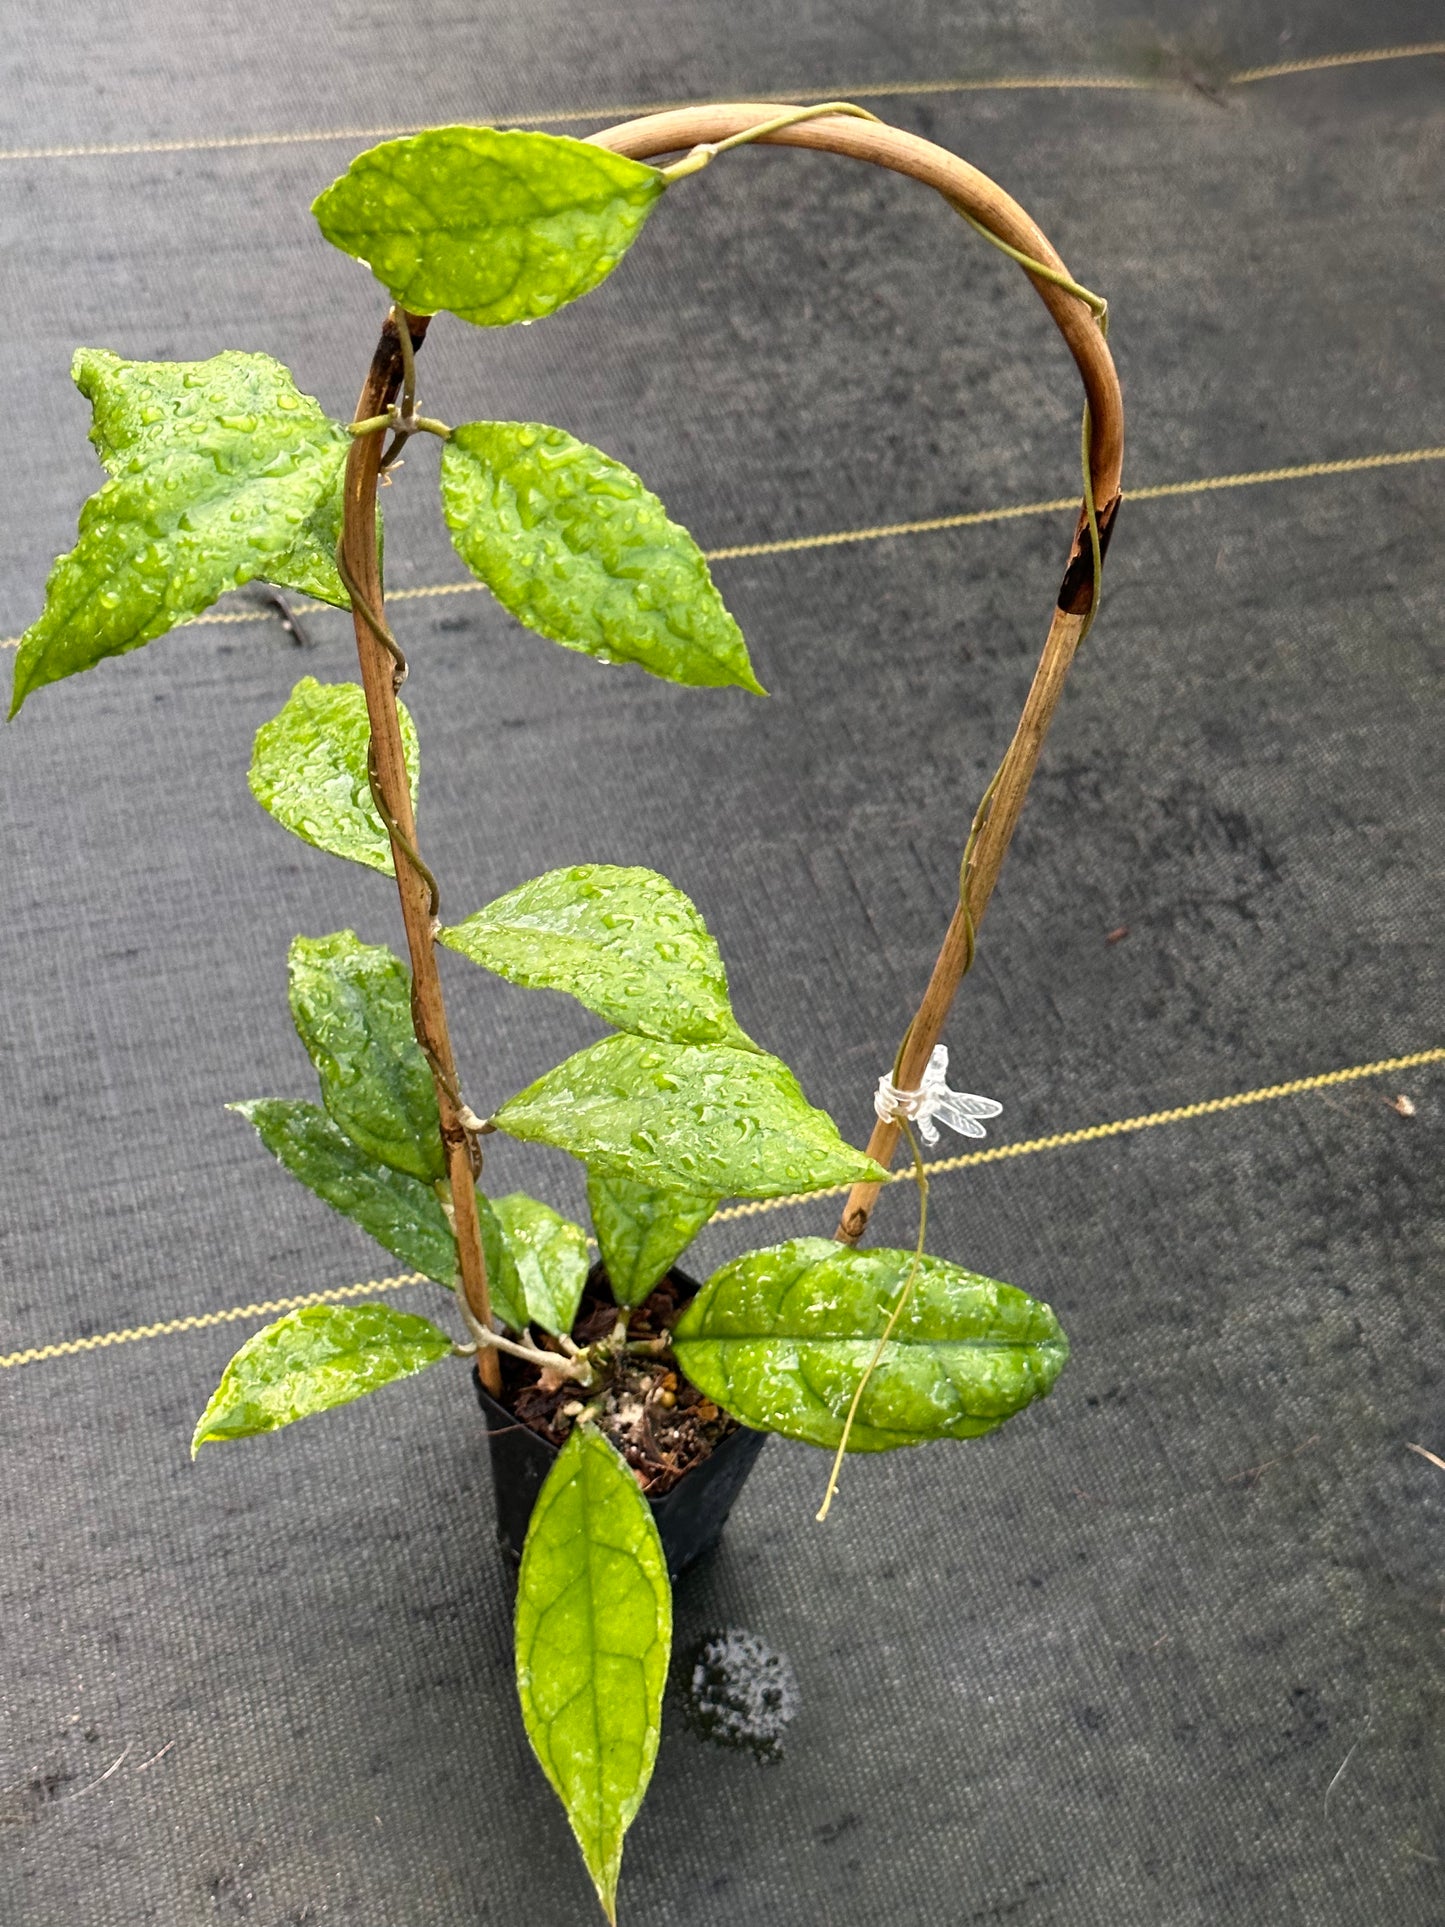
[10,102,1121,1921]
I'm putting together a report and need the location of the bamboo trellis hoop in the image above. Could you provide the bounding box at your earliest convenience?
[591,105,1126,1243]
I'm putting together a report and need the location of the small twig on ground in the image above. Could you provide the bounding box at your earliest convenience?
[1324,1691,1374,1812]
[61,1744,131,1800]
[1314,1091,1361,1119]
[1405,1441,1445,1473]
[1224,1433,1320,1486]
[1182,70,1234,109]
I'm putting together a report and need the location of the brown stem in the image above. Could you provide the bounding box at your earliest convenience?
[590,106,1125,1245]
[835,604,1088,1240]
[590,106,1123,513]
[834,485,1119,1241]
[342,308,501,1390]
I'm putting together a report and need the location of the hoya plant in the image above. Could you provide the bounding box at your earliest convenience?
[11,102,1122,1919]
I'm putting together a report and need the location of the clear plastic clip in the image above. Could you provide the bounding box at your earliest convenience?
[873,1044,1002,1146]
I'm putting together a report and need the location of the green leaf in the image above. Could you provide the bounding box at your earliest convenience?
[78,352,351,610]
[287,932,444,1184]
[440,864,756,1049]
[586,1172,717,1308]
[470,1189,522,1331]
[490,1192,590,1337]
[232,1099,457,1284]
[439,423,763,692]
[192,1301,453,1455]
[250,678,419,874]
[516,1427,671,1923]
[263,470,352,606]
[313,126,664,328]
[11,349,352,714]
[672,1238,1069,1451]
[493,1034,888,1200]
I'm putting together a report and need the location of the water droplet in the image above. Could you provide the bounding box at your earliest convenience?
[684,1628,798,1762]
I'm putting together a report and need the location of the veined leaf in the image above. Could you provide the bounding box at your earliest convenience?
[440,864,755,1049]
[492,1034,887,1200]
[250,678,419,874]
[312,126,663,327]
[287,932,444,1184]
[474,1190,525,1333]
[673,1237,1069,1451]
[439,423,763,692]
[586,1172,717,1308]
[11,350,351,714]
[80,351,351,609]
[192,1301,453,1455]
[267,466,354,606]
[491,1192,590,1337]
[516,1427,671,1923]
[232,1099,457,1284]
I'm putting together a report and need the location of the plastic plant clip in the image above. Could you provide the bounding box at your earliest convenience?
[873,1045,1002,1146]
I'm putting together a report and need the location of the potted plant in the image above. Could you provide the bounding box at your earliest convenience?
[9,101,1122,1920]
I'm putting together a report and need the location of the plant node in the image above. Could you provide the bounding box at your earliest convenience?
[456,1300,598,1386]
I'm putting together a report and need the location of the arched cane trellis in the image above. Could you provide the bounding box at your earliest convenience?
[339,107,1126,1347]
[590,106,1126,1241]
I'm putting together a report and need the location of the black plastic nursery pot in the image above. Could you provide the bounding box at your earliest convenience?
[473,1268,768,1580]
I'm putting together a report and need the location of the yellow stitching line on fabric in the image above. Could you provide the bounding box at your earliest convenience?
[0,1274,428,1369]
[0,82,1161,162]
[713,1047,1445,1221]
[5,444,1439,651]
[0,43,1440,161]
[3,1046,1438,1372]
[700,444,1445,560]
[1230,42,1445,82]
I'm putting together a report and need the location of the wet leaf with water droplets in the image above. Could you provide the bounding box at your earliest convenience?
[492,1035,887,1200]
[473,1190,524,1332]
[441,864,755,1048]
[313,126,663,327]
[673,1238,1069,1450]
[439,423,763,691]
[287,932,444,1184]
[490,1192,590,1336]
[230,1099,457,1284]
[586,1171,717,1307]
[250,678,419,874]
[516,1426,671,1923]
[11,350,352,713]
[192,1302,453,1456]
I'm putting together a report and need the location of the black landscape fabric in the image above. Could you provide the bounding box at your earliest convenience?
[2,4,1441,1924]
